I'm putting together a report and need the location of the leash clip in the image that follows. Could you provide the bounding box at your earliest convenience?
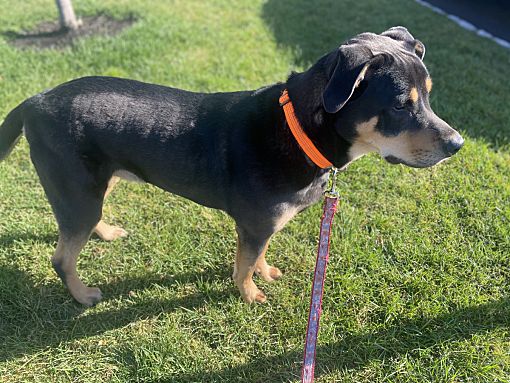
[324,167,339,198]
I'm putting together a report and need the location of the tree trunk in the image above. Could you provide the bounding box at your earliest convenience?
[55,0,79,31]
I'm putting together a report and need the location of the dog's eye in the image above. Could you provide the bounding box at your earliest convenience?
[393,104,406,111]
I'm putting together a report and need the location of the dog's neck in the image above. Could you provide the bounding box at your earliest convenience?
[285,59,354,171]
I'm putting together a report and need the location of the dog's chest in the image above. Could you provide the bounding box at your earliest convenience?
[273,172,328,231]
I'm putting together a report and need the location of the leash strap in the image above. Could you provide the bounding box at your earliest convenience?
[301,194,338,383]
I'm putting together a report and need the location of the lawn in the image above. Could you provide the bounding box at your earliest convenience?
[0,0,509,382]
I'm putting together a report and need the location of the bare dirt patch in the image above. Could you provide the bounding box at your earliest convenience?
[4,14,136,49]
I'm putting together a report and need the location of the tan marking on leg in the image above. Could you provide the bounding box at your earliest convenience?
[113,170,144,183]
[425,77,433,93]
[410,87,419,103]
[94,220,128,241]
[105,176,120,198]
[95,176,127,241]
[233,235,269,304]
[52,232,102,306]
[255,242,282,282]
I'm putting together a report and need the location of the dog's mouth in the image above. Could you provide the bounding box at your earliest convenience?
[383,155,447,168]
[384,155,404,165]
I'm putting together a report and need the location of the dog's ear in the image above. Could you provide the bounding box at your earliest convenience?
[322,49,385,114]
[381,26,426,60]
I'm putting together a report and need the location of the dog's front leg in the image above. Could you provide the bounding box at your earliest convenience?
[233,226,276,303]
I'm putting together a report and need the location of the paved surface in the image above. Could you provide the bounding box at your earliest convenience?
[426,0,510,41]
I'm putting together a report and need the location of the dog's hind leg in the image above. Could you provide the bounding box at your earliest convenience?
[93,176,128,241]
[50,193,105,306]
[105,176,120,197]
[28,144,107,306]
[233,227,274,303]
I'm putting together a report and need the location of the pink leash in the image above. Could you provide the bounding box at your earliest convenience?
[301,168,339,383]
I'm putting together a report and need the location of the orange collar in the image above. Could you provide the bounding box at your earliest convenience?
[279,90,333,169]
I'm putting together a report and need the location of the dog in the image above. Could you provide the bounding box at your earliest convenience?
[0,27,463,306]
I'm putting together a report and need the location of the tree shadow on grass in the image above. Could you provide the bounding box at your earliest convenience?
[0,262,234,363]
[262,0,510,149]
[1,14,136,50]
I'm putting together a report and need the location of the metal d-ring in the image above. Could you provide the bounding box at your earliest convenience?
[324,167,339,198]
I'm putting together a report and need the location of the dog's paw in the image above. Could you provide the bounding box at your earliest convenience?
[95,223,128,241]
[74,287,103,307]
[256,265,283,283]
[268,266,283,281]
[243,288,267,304]
[236,280,267,304]
[104,226,128,241]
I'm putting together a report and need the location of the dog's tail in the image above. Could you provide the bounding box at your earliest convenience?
[0,102,25,162]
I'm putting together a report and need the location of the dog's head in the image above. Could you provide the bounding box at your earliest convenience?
[320,26,463,168]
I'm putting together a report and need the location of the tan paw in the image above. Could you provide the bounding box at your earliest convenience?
[237,281,267,304]
[102,226,128,241]
[242,288,267,304]
[94,222,128,241]
[73,286,103,307]
[256,266,283,283]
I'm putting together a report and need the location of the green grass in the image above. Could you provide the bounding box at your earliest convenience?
[0,0,509,381]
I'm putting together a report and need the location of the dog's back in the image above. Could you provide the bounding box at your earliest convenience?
[7,76,259,210]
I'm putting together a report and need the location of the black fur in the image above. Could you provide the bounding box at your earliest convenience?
[0,27,463,303]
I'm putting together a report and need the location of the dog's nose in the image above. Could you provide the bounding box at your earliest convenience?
[444,135,464,156]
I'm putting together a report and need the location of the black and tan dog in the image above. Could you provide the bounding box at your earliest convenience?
[0,27,463,306]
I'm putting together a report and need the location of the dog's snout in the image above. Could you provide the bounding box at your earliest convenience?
[444,135,464,156]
